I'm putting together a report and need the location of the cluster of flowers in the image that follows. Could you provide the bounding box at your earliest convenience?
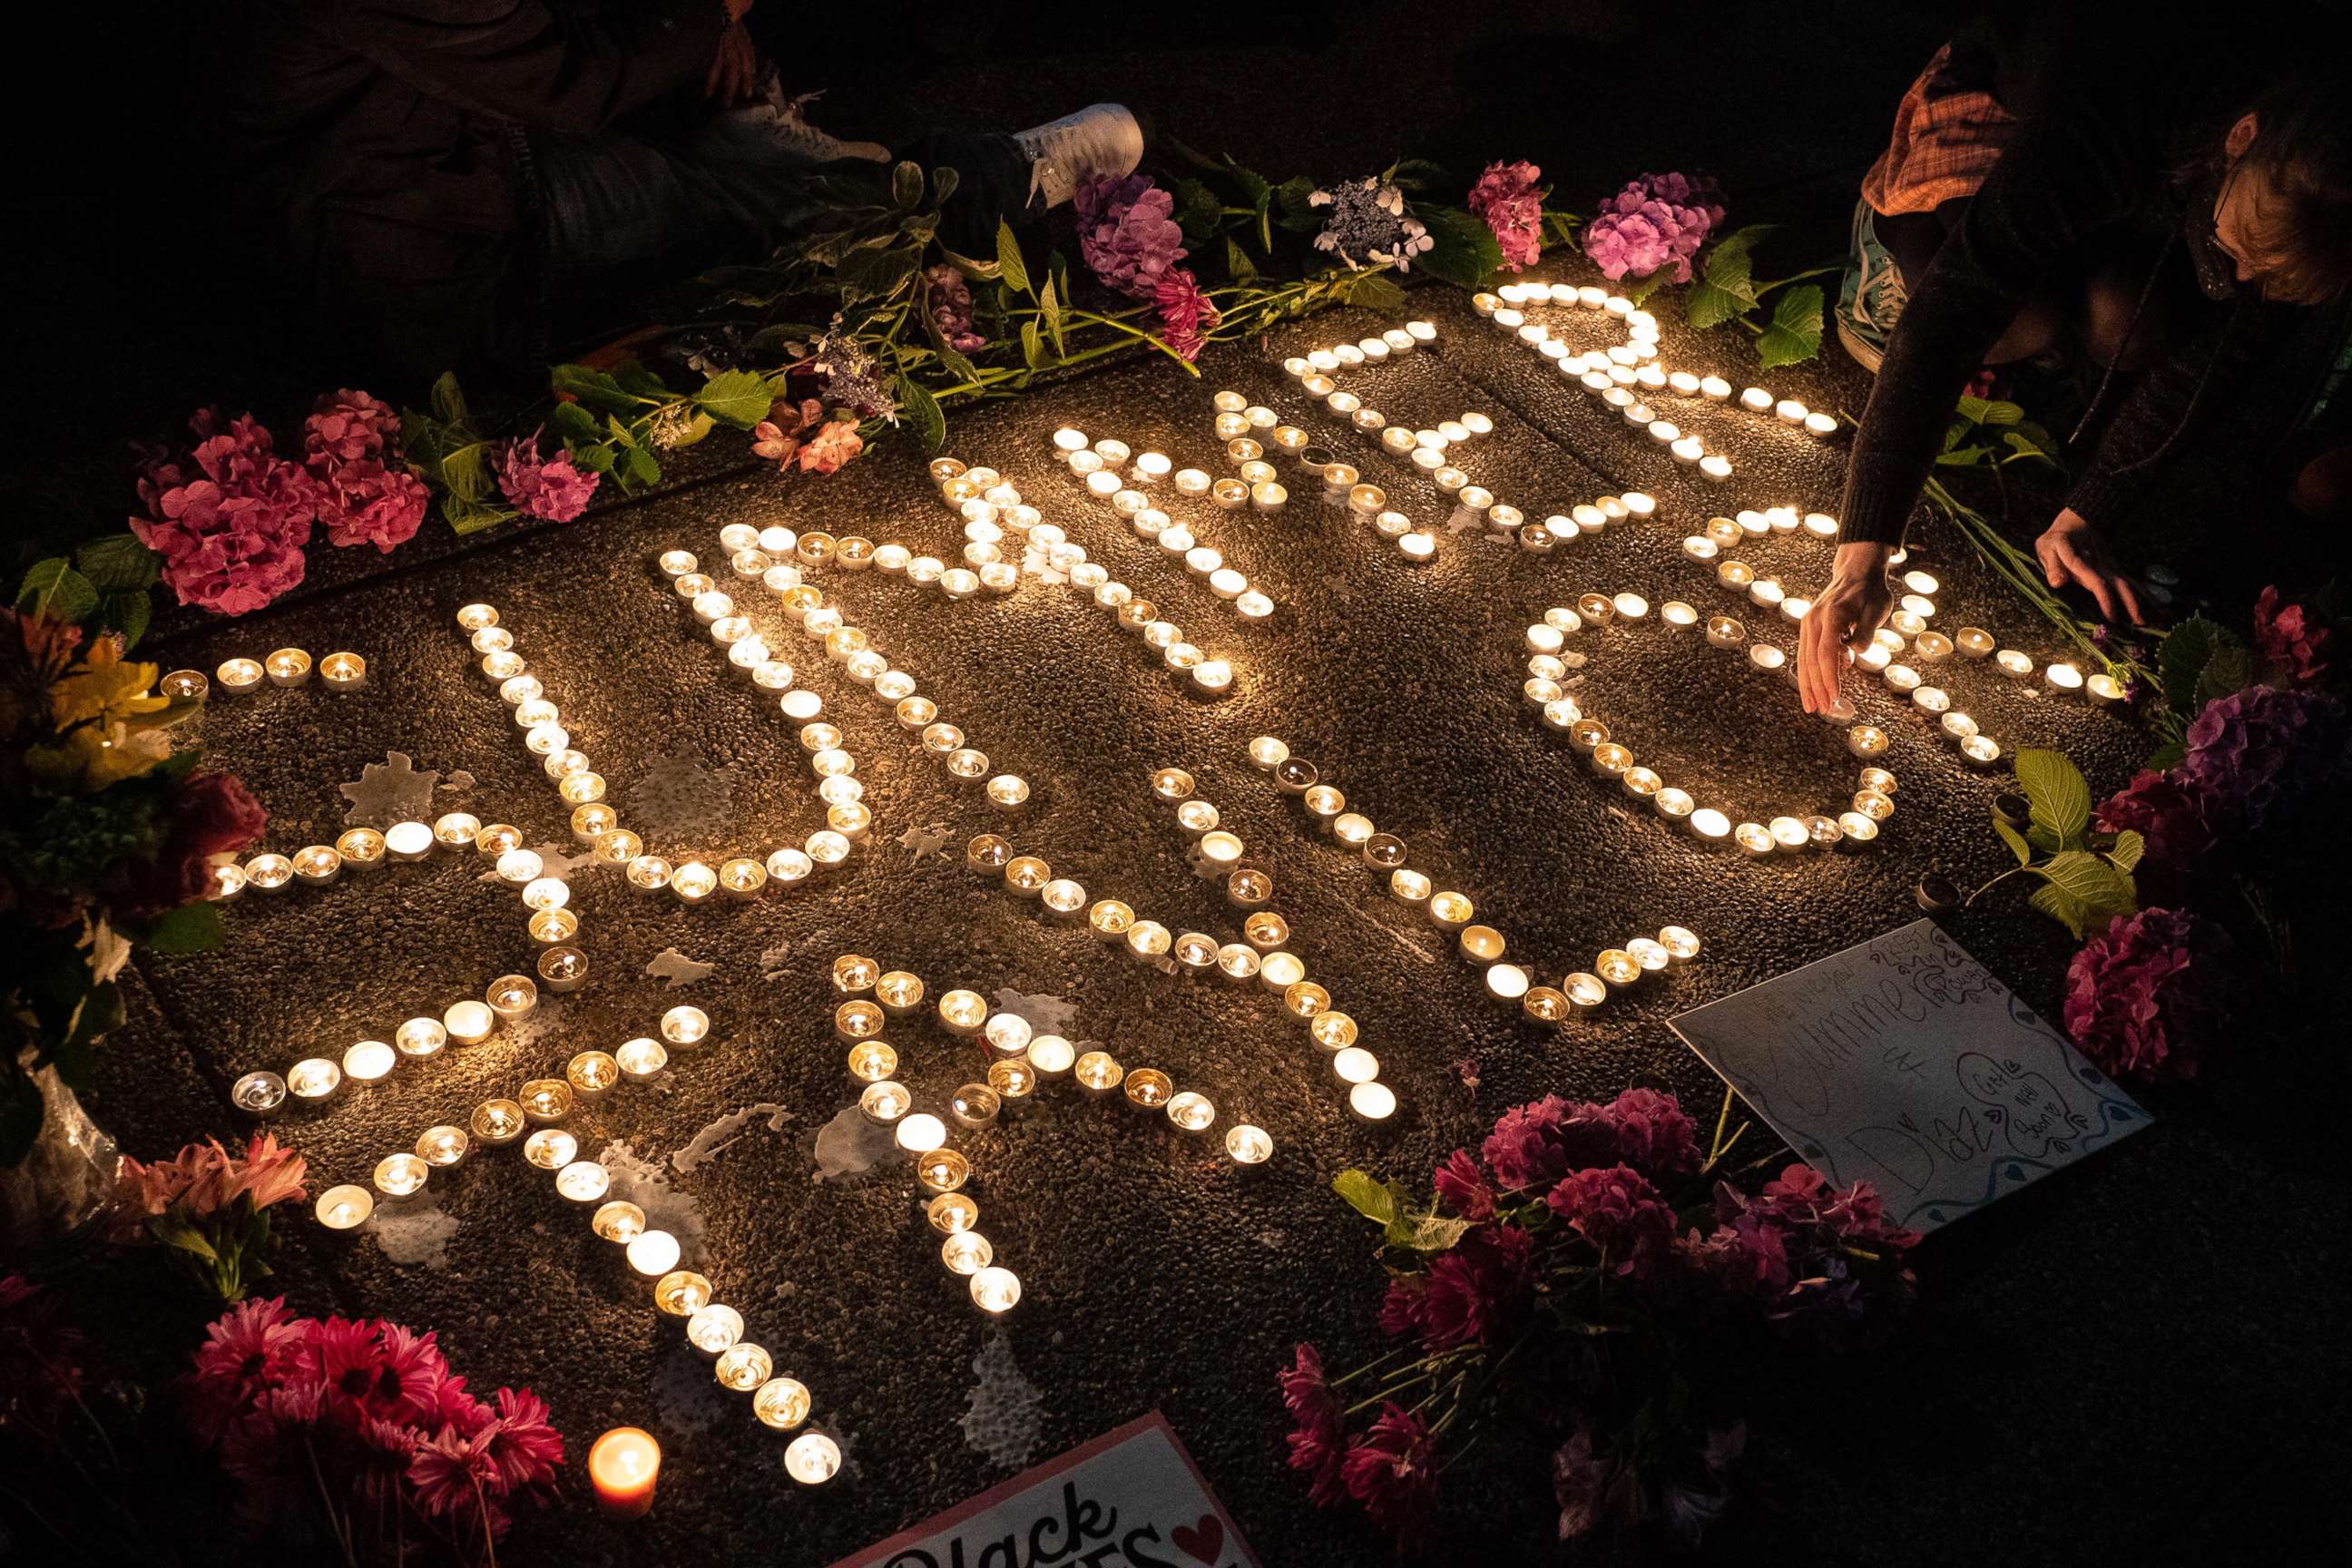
[0,1273,84,1426]
[1282,1088,1915,1544]
[113,1133,307,1303]
[1309,177,1435,274]
[2074,588,2347,1080]
[1,608,267,916]
[752,395,866,475]
[495,428,602,524]
[131,392,429,617]
[1466,160,1547,272]
[1582,172,1726,284]
[1073,175,1223,364]
[188,1298,563,1550]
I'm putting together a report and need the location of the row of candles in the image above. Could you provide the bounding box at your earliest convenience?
[929,455,1240,696]
[1242,735,1700,1017]
[308,1010,848,1488]
[1139,767,1396,1114]
[1049,423,1283,617]
[166,648,370,701]
[1521,601,1905,853]
[691,517,1036,809]
[461,596,870,899]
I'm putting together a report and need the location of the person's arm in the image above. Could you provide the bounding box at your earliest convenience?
[1838,67,2169,549]
[348,0,743,138]
[2063,296,2269,526]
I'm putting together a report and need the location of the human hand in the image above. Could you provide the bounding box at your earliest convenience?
[2034,507,2147,625]
[1798,541,1899,717]
[706,21,760,102]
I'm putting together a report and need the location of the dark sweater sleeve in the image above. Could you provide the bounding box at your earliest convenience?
[1837,44,2175,546]
[348,0,730,139]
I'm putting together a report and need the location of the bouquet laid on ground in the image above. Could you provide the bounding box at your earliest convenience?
[1,574,266,1165]
[111,1133,307,1302]
[1964,585,2350,1083]
[1283,1086,1916,1550]
[188,1299,564,1564]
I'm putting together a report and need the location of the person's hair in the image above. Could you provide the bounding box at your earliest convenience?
[2228,64,2352,305]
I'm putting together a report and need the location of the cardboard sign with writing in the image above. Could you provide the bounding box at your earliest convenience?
[1668,919,2149,1233]
[828,1411,1259,1568]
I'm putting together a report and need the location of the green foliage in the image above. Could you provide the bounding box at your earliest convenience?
[1332,1169,1475,1252]
[1938,395,2063,473]
[15,557,99,623]
[994,220,1032,297]
[1414,204,1505,290]
[1684,224,1769,328]
[692,368,774,429]
[895,374,946,456]
[1678,224,1832,366]
[142,899,224,955]
[1755,284,1824,369]
[75,533,160,593]
[402,372,515,535]
[1985,749,2141,938]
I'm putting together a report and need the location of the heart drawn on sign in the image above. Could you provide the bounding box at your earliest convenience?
[1170,1514,1224,1565]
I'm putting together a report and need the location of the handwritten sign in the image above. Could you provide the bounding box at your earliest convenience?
[1669,919,2148,1232]
[828,1412,1259,1568]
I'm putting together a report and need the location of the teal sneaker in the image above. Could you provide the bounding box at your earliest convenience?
[1835,198,1906,374]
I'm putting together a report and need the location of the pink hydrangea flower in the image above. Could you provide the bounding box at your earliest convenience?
[131,410,317,616]
[305,390,426,553]
[1467,159,1545,271]
[1153,267,1220,362]
[1582,172,1726,283]
[2253,585,2333,685]
[495,429,600,522]
[798,418,864,475]
[2063,906,2238,1081]
[2095,768,2222,879]
[1073,174,1188,299]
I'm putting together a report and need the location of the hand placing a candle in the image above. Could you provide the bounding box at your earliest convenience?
[2034,508,2149,627]
[1798,541,1897,716]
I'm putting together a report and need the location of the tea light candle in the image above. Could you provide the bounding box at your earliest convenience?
[2087,671,2126,705]
[616,1037,668,1082]
[970,1266,1022,1316]
[591,1427,662,1519]
[1348,1082,1397,1124]
[319,652,368,692]
[286,1057,342,1106]
[264,648,312,687]
[373,1152,428,1200]
[662,1005,709,1046]
[305,1183,375,1238]
[1700,454,1734,480]
[2045,661,2085,694]
[1963,734,2003,766]
[1995,649,2034,678]
[1735,821,1776,857]
[1847,725,1889,759]
[1740,387,1773,412]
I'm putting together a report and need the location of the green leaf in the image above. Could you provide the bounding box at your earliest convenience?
[2031,850,2137,935]
[1684,223,1770,329]
[76,534,160,592]
[2026,880,2091,939]
[1387,158,1447,193]
[438,441,493,501]
[15,558,99,623]
[1331,1169,1396,1228]
[995,220,1032,297]
[1272,174,1320,231]
[1620,270,1671,309]
[2158,614,2242,720]
[895,375,946,456]
[429,370,469,426]
[142,900,223,955]
[1755,283,1825,368]
[891,159,924,211]
[548,400,601,444]
[838,243,920,306]
[2145,737,2187,771]
[1221,156,1271,208]
[620,446,661,489]
[1222,234,1259,286]
[2106,828,2145,875]
[2014,748,2092,849]
[1386,1207,1477,1253]
[549,364,638,413]
[1347,273,1407,318]
[930,164,959,209]
[103,590,151,650]
[1171,177,1222,241]
[1414,204,1505,290]
[1993,816,2034,867]
[1020,318,1046,370]
[442,494,511,536]
[693,368,775,429]
[2195,644,2253,710]
[613,361,671,400]
[1037,279,1066,359]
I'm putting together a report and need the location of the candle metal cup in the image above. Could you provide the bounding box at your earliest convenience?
[265,648,313,687]
[231,1070,289,1119]
[661,1005,710,1047]
[1122,1068,1173,1111]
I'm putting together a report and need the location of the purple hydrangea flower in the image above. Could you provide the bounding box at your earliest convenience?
[2177,684,2352,840]
[2095,768,2224,879]
[1309,178,1434,272]
[923,264,985,354]
[1073,175,1188,299]
[1582,172,1726,283]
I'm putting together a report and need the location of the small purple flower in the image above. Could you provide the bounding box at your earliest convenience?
[1073,175,1188,299]
[923,264,985,354]
[495,429,599,523]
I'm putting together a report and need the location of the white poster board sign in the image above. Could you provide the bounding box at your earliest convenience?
[1669,918,2149,1233]
[829,1412,1259,1568]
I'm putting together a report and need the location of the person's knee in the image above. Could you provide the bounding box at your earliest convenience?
[1984,292,2062,364]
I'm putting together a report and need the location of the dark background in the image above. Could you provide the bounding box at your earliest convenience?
[8,5,2352,1567]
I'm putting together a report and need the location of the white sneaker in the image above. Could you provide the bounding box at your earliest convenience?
[700,75,891,167]
[1012,103,1146,210]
